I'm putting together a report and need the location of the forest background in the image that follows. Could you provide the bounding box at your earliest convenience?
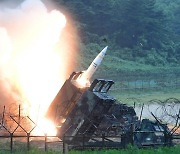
[51,0,180,102]
[52,0,180,76]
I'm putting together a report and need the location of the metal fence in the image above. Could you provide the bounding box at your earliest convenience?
[1,100,180,153]
[0,131,179,153]
[0,105,63,153]
[111,74,180,91]
[0,135,62,152]
[61,130,176,153]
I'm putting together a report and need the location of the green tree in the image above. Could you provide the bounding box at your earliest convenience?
[52,0,180,65]
[114,0,169,49]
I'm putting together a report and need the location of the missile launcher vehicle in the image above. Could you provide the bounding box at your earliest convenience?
[46,72,139,145]
[46,46,171,147]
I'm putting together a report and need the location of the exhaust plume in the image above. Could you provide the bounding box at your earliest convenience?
[0,0,78,135]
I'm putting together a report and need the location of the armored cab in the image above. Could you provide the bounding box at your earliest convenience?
[134,119,171,146]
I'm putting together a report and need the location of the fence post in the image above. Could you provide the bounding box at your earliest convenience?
[10,133,13,153]
[102,133,105,148]
[133,102,136,108]
[82,134,85,150]
[164,130,168,146]
[121,134,126,148]
[45,133,47,151]
[63,135,65,153]
[27,133,30,151]
[63,135,68,154]
[130,124,135,145]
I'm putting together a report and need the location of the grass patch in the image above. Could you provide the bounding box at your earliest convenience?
[77,45,180,78]
[110,88,180,105]
[69,145,180,154]
[1,145,180,154]
[0,148,62,154]
[1,142,180,154]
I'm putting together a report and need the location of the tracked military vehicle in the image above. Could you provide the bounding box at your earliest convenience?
[46,72,139,144]
[46,71,172,147]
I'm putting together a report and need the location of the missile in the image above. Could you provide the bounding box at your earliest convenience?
[77,46,108,86]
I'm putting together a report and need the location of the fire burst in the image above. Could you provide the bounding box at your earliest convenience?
[0,0,77,135]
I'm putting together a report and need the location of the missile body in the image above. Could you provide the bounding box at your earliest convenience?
[78,46,108,85]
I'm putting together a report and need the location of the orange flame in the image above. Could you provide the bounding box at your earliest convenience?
[0,0,78,136]
[77,77,91,88]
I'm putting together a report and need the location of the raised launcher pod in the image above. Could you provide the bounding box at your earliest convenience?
[58,79,116,144]
[46,72,89,127]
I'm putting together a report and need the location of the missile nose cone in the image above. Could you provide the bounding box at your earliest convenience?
[104,46,108,50]
[100,46,108,57]
[103,46,108,53]
[77,46,108,83]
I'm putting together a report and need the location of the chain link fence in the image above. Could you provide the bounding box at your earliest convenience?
[111,74,180,91]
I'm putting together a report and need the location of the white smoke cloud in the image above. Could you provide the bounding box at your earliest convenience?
[0,28,12,65]
[0,0,67,111]
[0,0,78,135]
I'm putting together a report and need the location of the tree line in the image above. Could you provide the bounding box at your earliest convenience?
[53,0,180,66]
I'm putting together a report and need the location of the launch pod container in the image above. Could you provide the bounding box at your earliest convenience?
[46,72,116,143]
